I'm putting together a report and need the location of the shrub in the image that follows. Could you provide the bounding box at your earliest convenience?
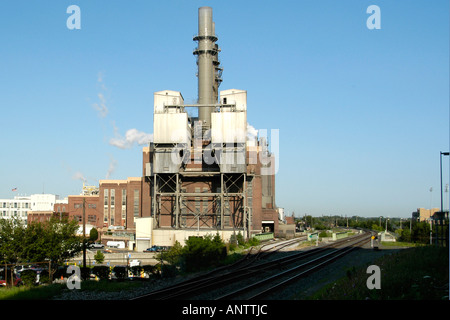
[236,233,245,246]
[92,266,110,280]
[161,264,178,278]
[183,234,227,272]
[53,266,68,280]
[94,250,105,264]
[129,266,143,277]
[80,267,91,281]
[112,266,127,280]
[20,270,37,286]
[319,231,329,238]
[39,270,50,284]
[247,237,260,247]
[142,265,158,277]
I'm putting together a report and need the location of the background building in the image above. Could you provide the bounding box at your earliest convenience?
[412,208,440,222]
[1,196,31,222]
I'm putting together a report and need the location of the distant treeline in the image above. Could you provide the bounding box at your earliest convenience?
[296,215,448,244]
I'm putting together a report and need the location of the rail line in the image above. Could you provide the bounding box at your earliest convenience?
[131,232,371,300]
[130,236,307,301]
[216,233,371,300]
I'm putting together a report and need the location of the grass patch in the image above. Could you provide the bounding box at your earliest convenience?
[0,279,146,300]
[380,241,423,247]
[0,284,66,300]
[311,245,449,300]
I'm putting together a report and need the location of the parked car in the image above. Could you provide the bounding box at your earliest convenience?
[143,245,171,252]
[89,242,105,249]
[0,269,22,287]
[0,277,22,287]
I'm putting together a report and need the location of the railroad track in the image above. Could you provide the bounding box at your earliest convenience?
[216,233,371,300]
[131,232,371,300]
[130,236,307,301]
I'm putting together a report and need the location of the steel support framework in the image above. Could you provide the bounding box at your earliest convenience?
[150,171,252,238]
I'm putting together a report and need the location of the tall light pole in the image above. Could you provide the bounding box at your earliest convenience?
[445,184,449,211]
[429,187,433,213]
[83,197,86,268]
[440,152,449,213]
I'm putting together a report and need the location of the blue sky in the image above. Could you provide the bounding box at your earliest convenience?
[0,0,448,218]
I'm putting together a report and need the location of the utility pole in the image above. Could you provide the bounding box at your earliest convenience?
[83,197,86,268]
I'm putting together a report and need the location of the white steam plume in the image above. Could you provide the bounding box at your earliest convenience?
[109,124,153,149]
[247,123,258,141]
[72,171,87,183]
[105,156,117,179]
[92,72,108,118]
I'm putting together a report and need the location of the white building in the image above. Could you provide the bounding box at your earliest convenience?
[0,194,61,223]
[0,196,32,221]
[30,194,58,211]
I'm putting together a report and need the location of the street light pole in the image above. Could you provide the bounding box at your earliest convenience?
[440,152,449,213]
[83,197,86,269]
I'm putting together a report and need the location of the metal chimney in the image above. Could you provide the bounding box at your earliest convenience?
[194,7,220,129]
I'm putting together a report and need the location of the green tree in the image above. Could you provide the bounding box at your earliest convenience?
[22,217,82,264]
[411,221,431,244]
[398,228,411,242]
[20,269,37,287]
[0,218,26,264]
[371,224,383,232]
[94,250,105,264]
[158,241,183,266]
[0,217,82,268]
[182,234,227,272]
[89,228,99,243]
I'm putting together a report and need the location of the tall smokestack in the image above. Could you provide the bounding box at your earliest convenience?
[194,6,219,130]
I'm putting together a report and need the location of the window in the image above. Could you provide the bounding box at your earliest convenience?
[195,197,200,213]
[122,189,127,206]
[104,189,109,206]
[110,189,115,226]
[121,189,127,220]
[202,187,208,213]
[111,189,115,207]
[104,189,109,223]
[133,190,139,217]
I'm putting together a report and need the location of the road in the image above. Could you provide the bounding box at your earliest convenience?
[69,248,161,266]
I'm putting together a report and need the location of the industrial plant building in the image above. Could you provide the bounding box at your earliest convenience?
[4,7,279,250]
